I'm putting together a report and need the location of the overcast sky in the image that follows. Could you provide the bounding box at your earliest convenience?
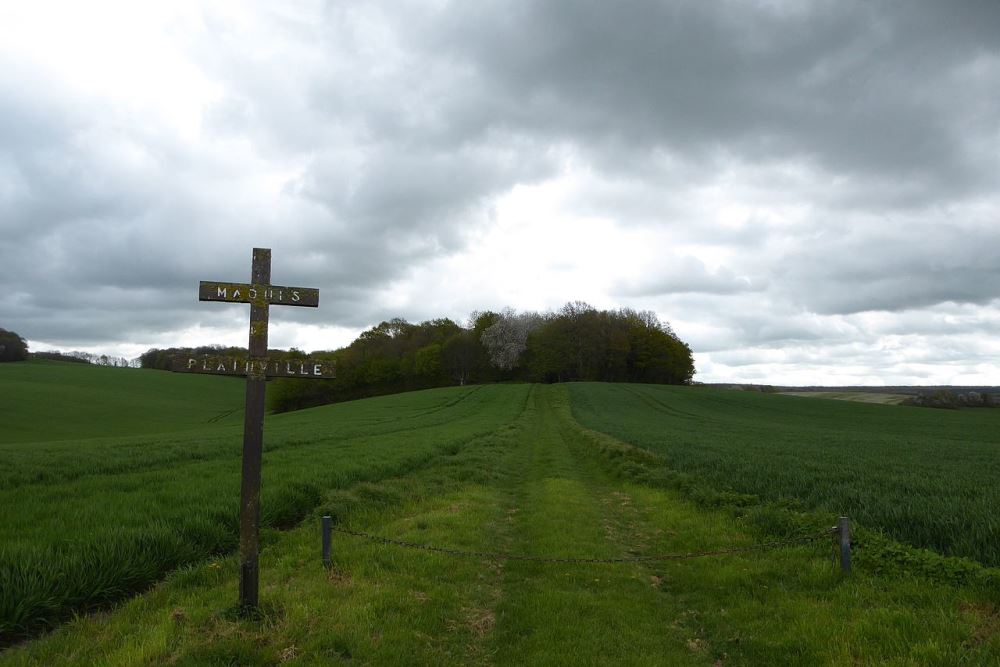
[2,0,998,385]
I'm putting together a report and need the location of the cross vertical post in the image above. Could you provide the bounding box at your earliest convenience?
[837,516,851,575]
[239,248,270,611]
[171,247,335,612]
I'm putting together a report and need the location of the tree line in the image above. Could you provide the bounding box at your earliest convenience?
[0,328,138,367]
[69,303,693,411]
[265,302,694,411]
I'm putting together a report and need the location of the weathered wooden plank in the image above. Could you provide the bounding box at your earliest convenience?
[239,248,270,611]
[171,355,337,379]
[199,281,319,307]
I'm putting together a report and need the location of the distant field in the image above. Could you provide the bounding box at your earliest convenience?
[570,382,1000,566]
[779,391,910,405]
[0,360,245,443]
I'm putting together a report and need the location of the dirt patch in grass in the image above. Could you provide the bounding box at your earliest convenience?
[960,601,1000,648]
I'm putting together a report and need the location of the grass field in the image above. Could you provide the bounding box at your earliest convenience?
[570,383,1000,567]
[0,361,528,643]
[0,360,246,443]
[2,363,1000,663]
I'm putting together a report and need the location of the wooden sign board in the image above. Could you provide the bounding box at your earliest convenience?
[172,355,336,379]
[199,281,319,308]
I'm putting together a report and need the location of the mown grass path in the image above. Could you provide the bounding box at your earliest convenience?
[5,385,999,665]
[485,387,704,665]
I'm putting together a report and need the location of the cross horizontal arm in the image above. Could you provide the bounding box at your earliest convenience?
[200,281,319,307]
[170,355,337,379]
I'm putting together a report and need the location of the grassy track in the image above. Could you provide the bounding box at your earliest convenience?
[483,388,704,665]
[4,386,1000,665]
[569,383,1000,566]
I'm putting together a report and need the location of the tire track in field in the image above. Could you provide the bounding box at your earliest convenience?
[619,384,703,421]
[205,407,242,424]
[324,385,484,429]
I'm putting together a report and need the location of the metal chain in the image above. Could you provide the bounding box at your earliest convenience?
[330,526,836,564]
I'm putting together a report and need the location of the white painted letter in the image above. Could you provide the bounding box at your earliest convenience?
[216,286,228,298]
[292,290,301,302]
[313,364,322,376]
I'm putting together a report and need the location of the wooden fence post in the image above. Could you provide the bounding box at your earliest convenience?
[322,515,332,568]
[837,516,851,574]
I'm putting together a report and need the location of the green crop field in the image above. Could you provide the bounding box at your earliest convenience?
[2,364,1000,664]
[0,360,246,443]
[0,362,527,644]
[570,383,1000,566]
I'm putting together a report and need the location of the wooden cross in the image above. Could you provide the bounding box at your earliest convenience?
[172,247,335,611]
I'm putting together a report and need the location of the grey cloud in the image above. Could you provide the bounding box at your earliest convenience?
[773,216,1000,314]
[297,137,554,238]
[644,293,842,347]
[615,256,759,297]
[408,0,999,203]
[865,303,1000,337]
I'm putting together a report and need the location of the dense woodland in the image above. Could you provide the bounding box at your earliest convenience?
[139,303,695,411]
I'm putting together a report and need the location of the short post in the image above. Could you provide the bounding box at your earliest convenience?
[322,515,332,568]
[837,516,851,574]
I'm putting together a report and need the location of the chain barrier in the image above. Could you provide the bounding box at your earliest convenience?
[329,526,837,565]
